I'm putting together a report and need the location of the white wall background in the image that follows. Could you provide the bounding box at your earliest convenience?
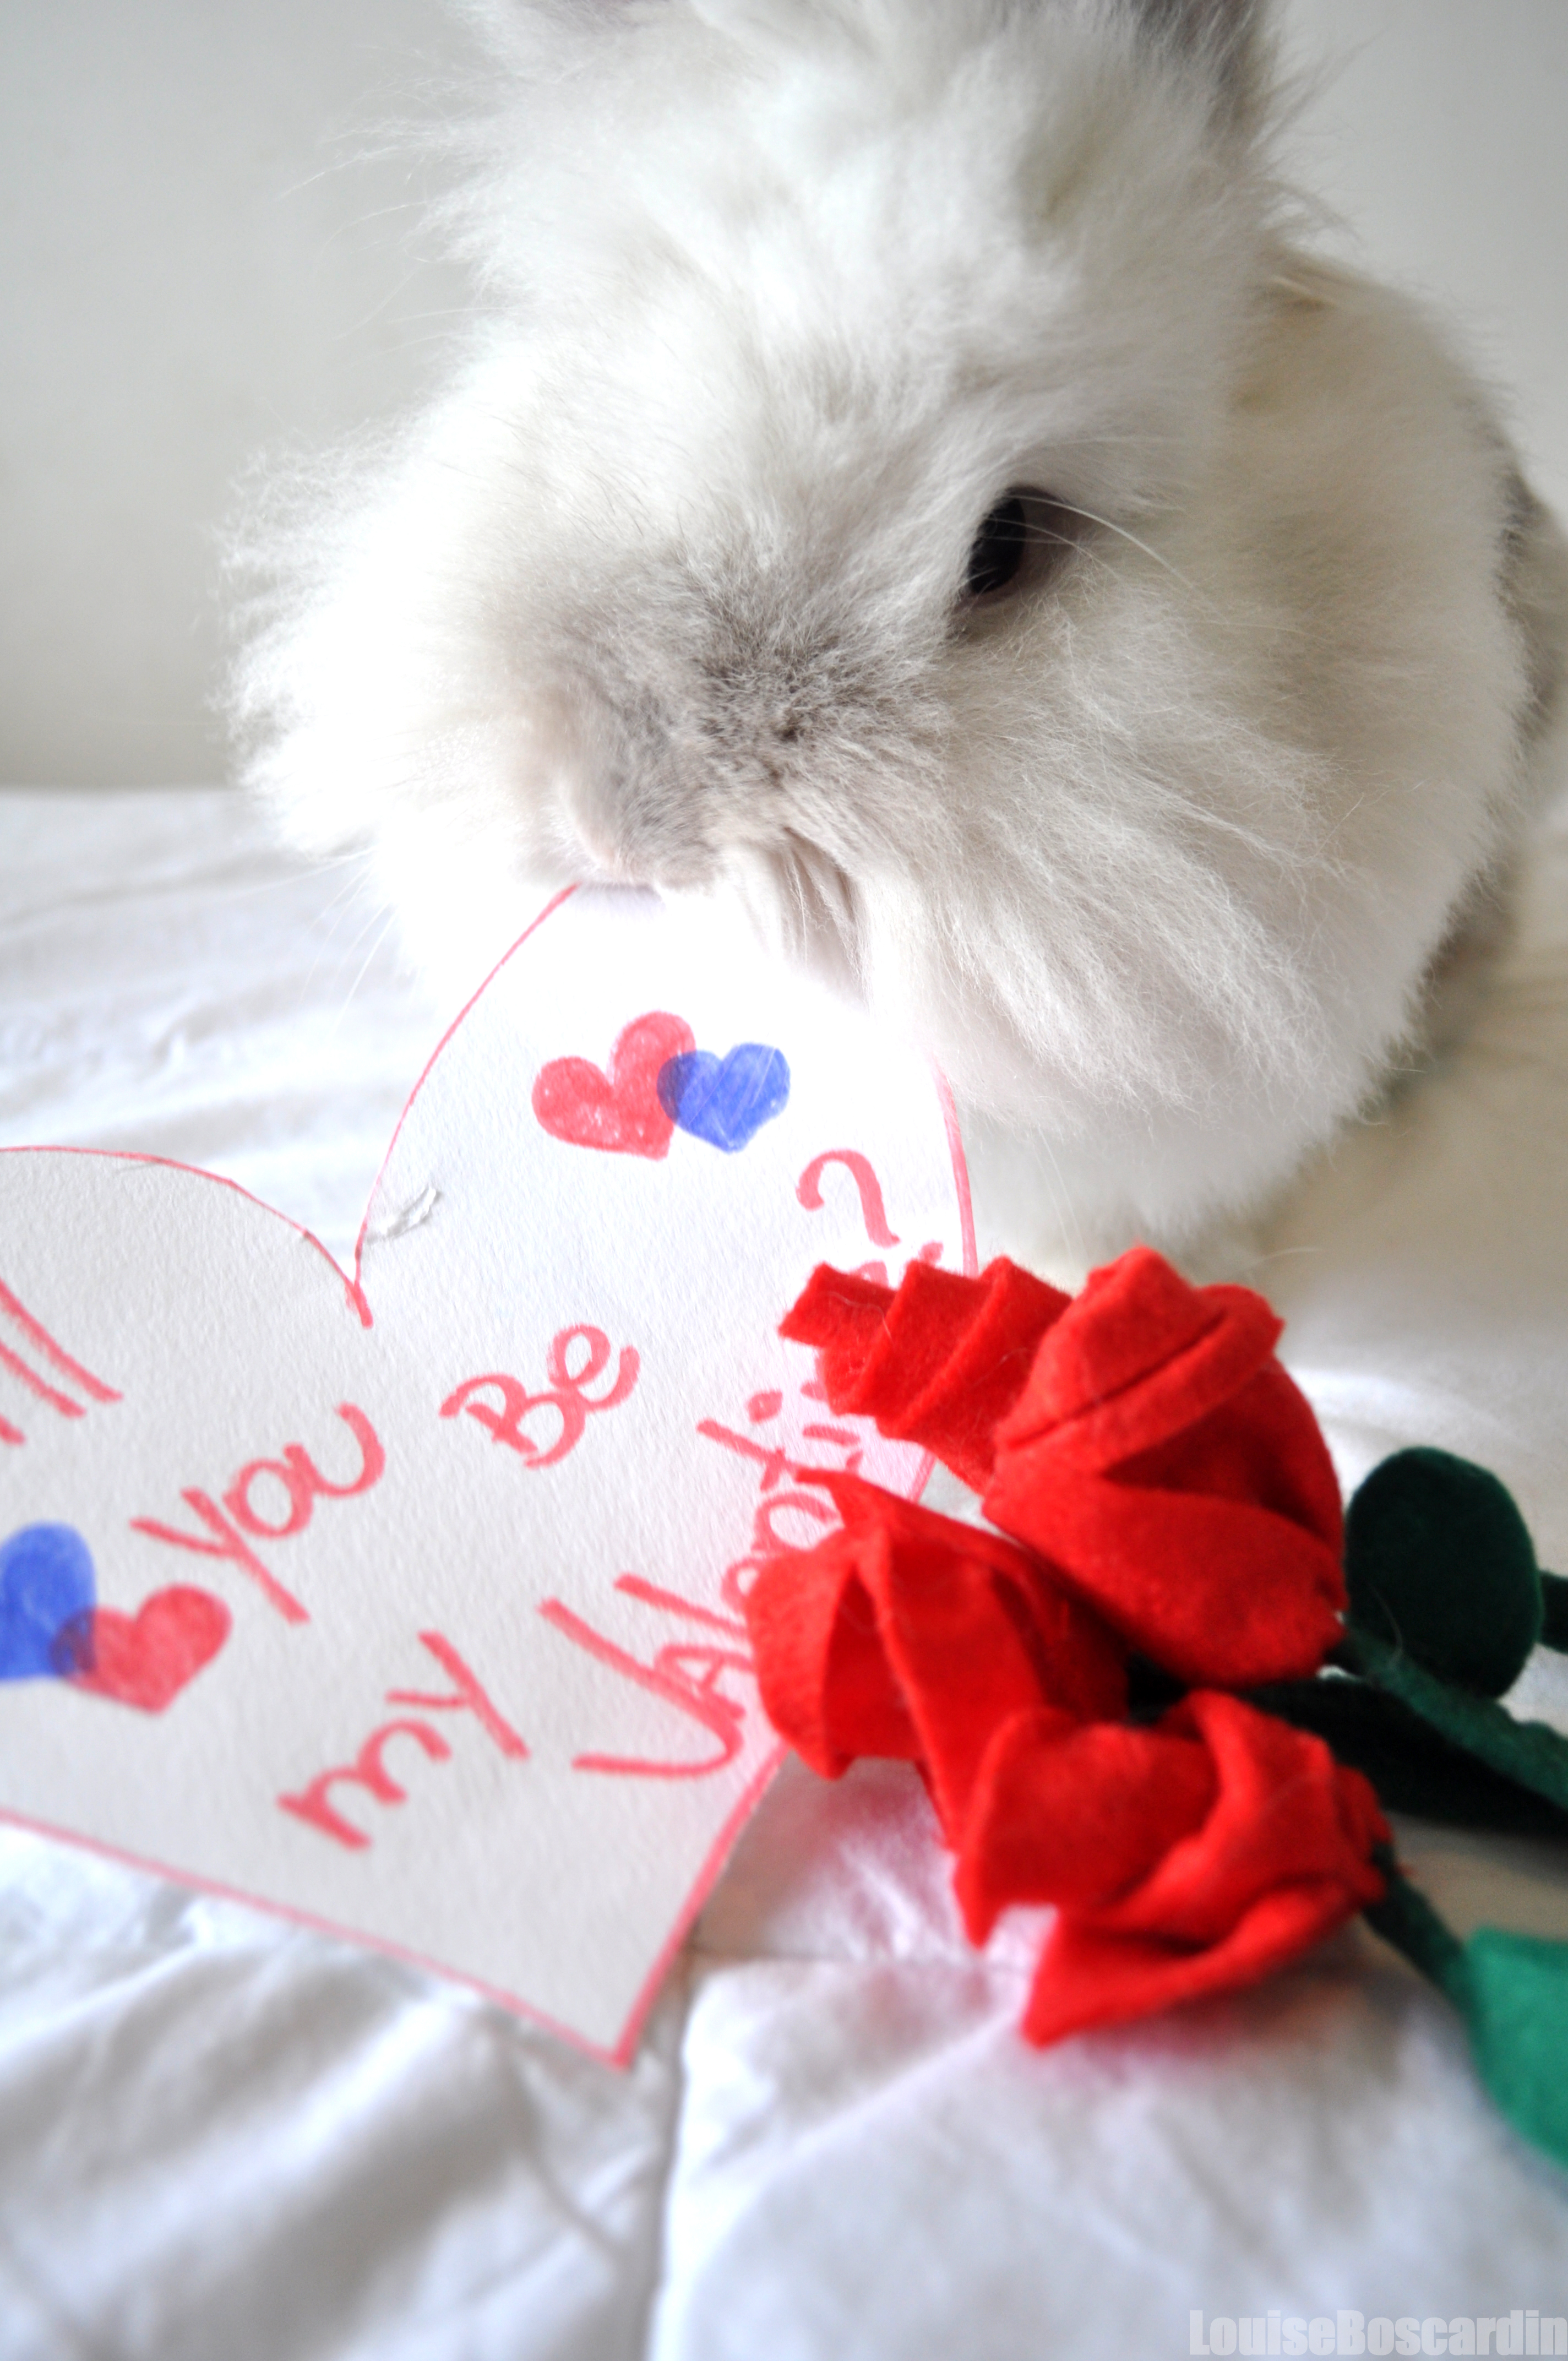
[0,2,473,786]
[2,1,1565,786]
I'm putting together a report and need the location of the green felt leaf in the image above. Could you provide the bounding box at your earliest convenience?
[1365,1864,1568,2172]
[1346,1448,1541,1697]
[1343,1628,1568,1813]
[1462,1929,1568,2170]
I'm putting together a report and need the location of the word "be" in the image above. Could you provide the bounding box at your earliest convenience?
[132,1402,384,1625]
[442,1324,638,1470]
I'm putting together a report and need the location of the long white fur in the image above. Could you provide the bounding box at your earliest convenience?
[231,0,1568,1264]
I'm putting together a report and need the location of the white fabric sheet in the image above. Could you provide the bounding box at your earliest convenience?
[2,787,1567,2360]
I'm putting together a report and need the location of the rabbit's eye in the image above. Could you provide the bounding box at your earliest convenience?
[962,488,1082,606]
[966,495,1028,599]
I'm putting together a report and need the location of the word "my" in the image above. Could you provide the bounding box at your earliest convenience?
[277,1631,526,1849]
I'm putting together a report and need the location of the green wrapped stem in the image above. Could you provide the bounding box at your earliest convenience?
[1341,1626,1568,1815]
[1363,1852,1469,2006]
[1366,1856,1568,2172]
[1540,1571,1568,1654]
[1249,1674,1568,1840]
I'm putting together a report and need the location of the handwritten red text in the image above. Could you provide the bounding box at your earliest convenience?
[132,1401,384,1625]
[277,1630,528,1849]
[540,1577,753,1777]
[0,1277,120,1446]
[441,1323,638,1469]
[794,1148,944,1285]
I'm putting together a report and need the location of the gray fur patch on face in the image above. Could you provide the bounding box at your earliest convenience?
[551,558,946,892]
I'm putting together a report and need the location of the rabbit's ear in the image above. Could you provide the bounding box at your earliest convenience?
[1123,0,1271,122]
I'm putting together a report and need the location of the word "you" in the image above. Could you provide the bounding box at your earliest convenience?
[133,1403,384,1625]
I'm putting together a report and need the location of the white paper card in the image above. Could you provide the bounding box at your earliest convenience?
[0,888,972,2059]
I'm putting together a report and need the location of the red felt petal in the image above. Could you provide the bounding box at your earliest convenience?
[1109,1364,1343,1548]
[812,1475,1126,1838]
[1009,1695,1389,2044]
[780,1258,1069,1491]
[743,1473,1126,1838]
[1100,1694,1387,1944]
[778,1265,895,1407]
[981,1459,1344,1686]
[980,1253,1345,1687]
[955,1708,1218,1939]
[836,1263,992,1427]
[865,1261,1069,1489]
[1020,1878,1370,2046]
[745,1535,917,1779]
[994,1247,1284,1473]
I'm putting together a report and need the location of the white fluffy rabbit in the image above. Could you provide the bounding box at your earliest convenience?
[232,0,1568,1267]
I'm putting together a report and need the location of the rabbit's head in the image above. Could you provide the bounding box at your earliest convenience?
[237,0,1542,1252]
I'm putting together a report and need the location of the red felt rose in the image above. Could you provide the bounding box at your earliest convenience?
[778,1246,1344,1687]
[780,1256,1070,1492]
[979,1247,1345,1685]
[743,1472,1125,1842]
[758,1246,1377,2055]
[956,1690,1387,2043]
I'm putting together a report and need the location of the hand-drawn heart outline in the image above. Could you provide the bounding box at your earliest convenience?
[0,1522,95,1680]
[657,1045,791,1154]
[56,1587,232,1713]
[532,1011,696,1158]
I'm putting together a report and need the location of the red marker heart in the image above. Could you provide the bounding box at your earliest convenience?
[532,1011,696,1159]
[64,1587,231,1713]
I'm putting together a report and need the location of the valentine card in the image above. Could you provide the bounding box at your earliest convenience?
[0,886,972,2060]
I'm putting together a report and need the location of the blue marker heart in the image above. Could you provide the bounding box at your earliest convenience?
[657,1044,791,1153]
[0,1523,96,1681]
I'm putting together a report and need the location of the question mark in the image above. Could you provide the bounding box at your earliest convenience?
[796,1150,901,1248]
